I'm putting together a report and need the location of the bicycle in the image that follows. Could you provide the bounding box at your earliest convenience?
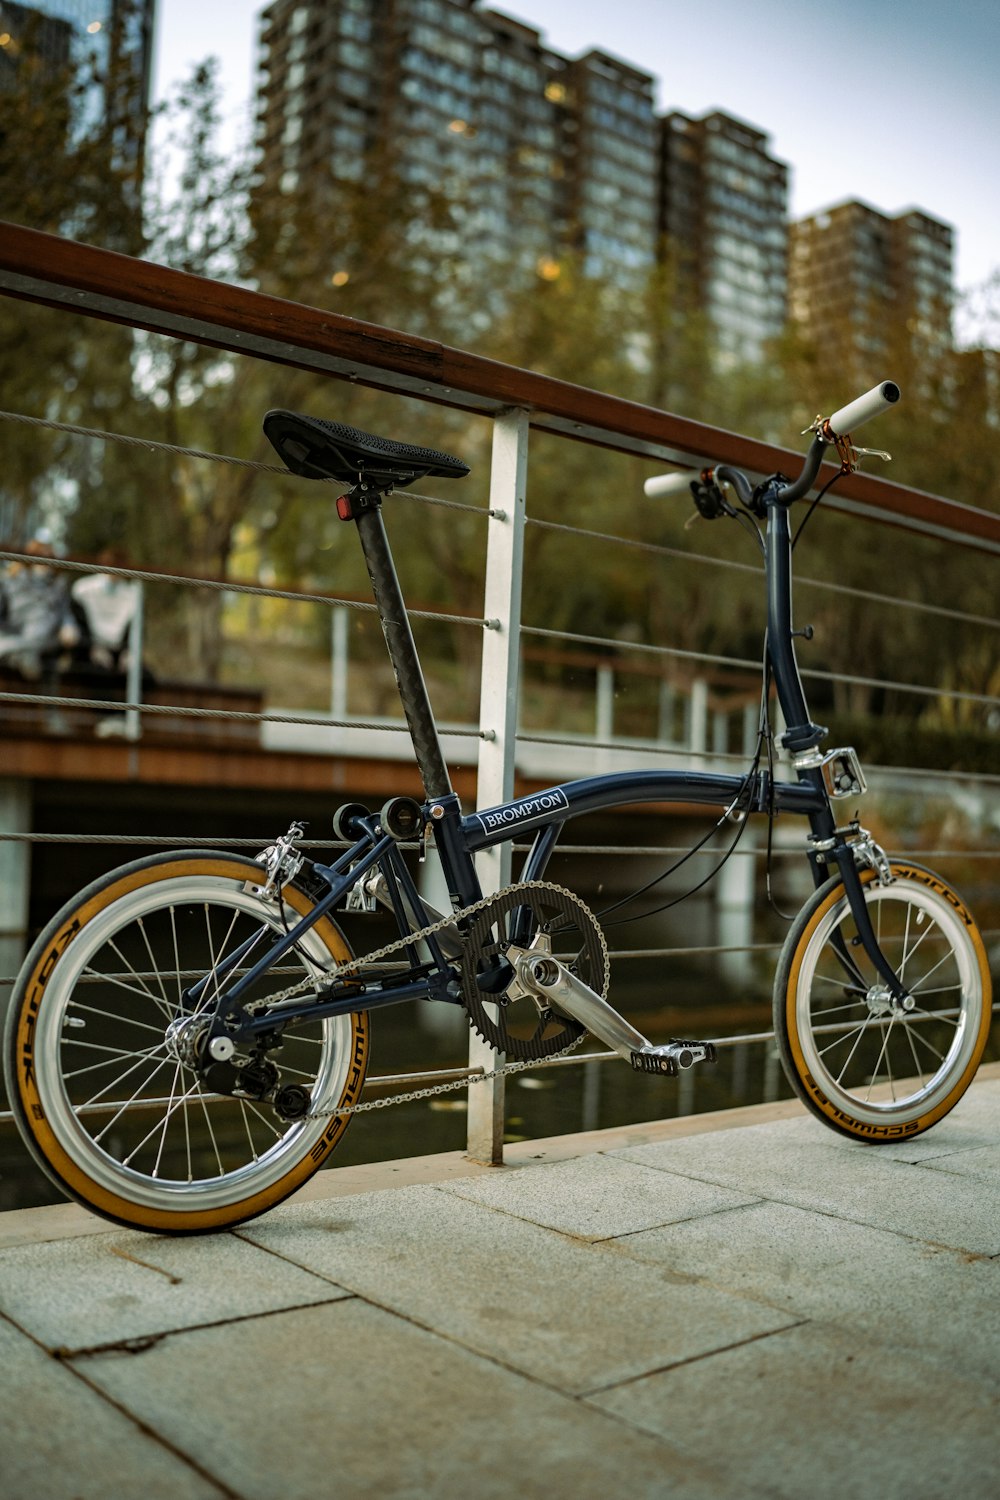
[4,382,992,1234]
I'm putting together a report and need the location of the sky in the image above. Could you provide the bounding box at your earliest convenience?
[151,0,1000,317]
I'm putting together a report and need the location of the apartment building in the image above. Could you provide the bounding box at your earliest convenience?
[257,1,958,372]
[790,199,954,377]
[258,0,656,290]
[0,0,154,131]
[661,110,789,366]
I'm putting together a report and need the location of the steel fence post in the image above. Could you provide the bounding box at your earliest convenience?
[466,407,529,1164]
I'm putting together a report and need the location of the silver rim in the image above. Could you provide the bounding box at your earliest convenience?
[32,873,356,1215]
[792,875,983,1125]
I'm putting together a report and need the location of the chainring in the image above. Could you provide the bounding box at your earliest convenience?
[460,882,609,1062]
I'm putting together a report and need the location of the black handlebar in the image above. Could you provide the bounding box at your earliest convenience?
[644,381,900,518]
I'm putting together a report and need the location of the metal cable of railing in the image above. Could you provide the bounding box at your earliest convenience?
[0,409,496,518]
[3,407,993,636]
[519,623,1000,713]
[526,513,1000,633]
[0,547,491,629]
[0,232,996,1168]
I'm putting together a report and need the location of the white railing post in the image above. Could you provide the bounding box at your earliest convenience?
[125,582,145,742]
[688,677,708,755]
[595,663,614,740]
[466,407,529,1164]
[331,605,349,719]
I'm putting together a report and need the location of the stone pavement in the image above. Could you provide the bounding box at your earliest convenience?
[1,1071,998,1500]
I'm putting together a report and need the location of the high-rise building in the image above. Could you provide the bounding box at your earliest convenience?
[0,1,154,139]
[559,48,658,280]
[789,199,954,378]
[255,2,957,373]
[256,0,658,291]
[0,0,155,242]
[661,110,789,366]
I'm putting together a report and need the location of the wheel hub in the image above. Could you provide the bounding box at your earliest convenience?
[164,1014,208,1068]
[865,983,915,1017]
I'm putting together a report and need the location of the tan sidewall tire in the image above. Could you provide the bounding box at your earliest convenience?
[6,853,369,1233]
[776,862,992,1142]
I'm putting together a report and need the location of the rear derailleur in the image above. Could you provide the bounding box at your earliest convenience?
[178,1019,308,1121]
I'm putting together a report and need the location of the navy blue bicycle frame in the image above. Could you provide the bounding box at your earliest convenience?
[213,448,915,1047]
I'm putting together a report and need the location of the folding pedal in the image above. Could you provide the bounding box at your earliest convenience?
[630,1040,718,1076]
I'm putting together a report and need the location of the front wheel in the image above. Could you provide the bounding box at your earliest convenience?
[3,852,370,1233]
[774,861,992,1142]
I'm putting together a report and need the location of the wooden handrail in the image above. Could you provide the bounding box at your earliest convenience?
[2,222,998,552]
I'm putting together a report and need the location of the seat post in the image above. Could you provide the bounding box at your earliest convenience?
[353,503,453,802]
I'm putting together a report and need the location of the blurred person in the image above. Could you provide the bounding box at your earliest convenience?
[71,547,140,673]
[0,539,79,679]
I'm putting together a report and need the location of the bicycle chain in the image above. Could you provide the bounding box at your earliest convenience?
[250,880,600,1120]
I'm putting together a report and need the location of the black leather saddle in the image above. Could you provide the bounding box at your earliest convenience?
[263,410,470,488]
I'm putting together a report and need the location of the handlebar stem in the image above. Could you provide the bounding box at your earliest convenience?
[764,496,827,753]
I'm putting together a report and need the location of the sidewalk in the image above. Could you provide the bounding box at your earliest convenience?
[2,1071,998,1500]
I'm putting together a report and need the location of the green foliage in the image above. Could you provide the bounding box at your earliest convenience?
[0,32,995,752]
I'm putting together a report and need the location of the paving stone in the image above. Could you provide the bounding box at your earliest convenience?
[0,1315,223,1499]
[611,1111,1000,1253]
[79,1298,768,1500]
[437,1150,758,1239]
[240,1183,798,1395]
[600,1197,1000,1380]
[916,1142,1000,1181]
[0,1228,349,1351]
[813,1078,1000,1164]
[587,1320,1000,1500]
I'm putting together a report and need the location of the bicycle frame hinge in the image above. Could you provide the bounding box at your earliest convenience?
[808,822,894,884]
[793,745,867,800]
[776,720,828,755]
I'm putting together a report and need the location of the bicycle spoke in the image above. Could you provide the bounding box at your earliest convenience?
[198,1086,226,1177]
[77,963,176,1011]
[138,916,173,1016]
[60,1041,168,1083]
[902,1020,926,1089]
[124,1072,203,1169]
[198,903,245,1018]
[102,938,174,1021]
[151,1063,185,1179]
[827,1018,871,1082]
[74,1043,169,1106]
[240,1095,286,1146]
[64,1000,167,1038]
[903,1022,950,1067]
[867,1016,897,1101]
[92,1056,173,1145]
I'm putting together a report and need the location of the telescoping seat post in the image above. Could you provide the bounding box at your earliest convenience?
[350,497,453,803]
[261,409,472,806]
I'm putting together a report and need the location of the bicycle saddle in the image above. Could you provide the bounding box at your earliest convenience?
[263,410,470,488]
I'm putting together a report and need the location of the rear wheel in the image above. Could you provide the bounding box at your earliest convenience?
[774,862,991,1142]
[4,852,369,1233]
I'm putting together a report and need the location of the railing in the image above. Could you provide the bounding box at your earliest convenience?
[0,223,997,1204]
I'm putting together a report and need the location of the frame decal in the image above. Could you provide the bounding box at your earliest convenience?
[475,788,570,835]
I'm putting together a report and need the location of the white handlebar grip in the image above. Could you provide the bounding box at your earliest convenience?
[827,381,900,437]
[644,470,698,499]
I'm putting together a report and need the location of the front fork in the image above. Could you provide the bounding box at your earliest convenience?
[808,821,911,1006]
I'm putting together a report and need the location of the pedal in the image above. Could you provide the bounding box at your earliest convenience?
[630,1040,718,1076]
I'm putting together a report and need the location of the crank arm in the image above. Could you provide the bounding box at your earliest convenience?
[511,951,650,1059]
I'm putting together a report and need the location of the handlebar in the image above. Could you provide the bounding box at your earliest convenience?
[643,381,900,511]
[827,380,899,440]
[643,470,699,499]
